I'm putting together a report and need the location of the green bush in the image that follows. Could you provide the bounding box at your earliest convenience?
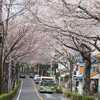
[56,86,63,93]
[64,91,72,98]
[64,91,95,100]
[71,94,83,100]
[0,80,21,100]
[82,96,94,100]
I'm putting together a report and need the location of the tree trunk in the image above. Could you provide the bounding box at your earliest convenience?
[0,0,3,94]
[16,63,19,81]
[0,63,3,94]
[82,52,91,95]
[70,64,73,92]
[2,62,9,93]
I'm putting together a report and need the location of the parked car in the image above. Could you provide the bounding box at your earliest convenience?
[20,74,26,78]
[29,73,34,78]
[39,80,57,93]
[34,77,41,84]
[34,74,39,80]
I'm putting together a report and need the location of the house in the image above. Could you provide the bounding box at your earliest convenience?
[57,63,70,85]
[73,54,100,94]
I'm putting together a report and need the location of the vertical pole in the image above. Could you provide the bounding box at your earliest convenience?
[50,59,53,76]
[38,64,39,75]
[8,60,11,91]
[70,63,73,92]
[59,70,61,86]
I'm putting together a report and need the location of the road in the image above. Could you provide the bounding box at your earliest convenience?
[15,78,39,100]
[40,93,66,100]
[14,78,67,100]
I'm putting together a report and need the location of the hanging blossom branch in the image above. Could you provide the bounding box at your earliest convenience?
[36,15,100,51]
[3,26,29,65]
[61,0,100,21]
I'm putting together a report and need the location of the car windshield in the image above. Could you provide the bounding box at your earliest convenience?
[40,80,56,86]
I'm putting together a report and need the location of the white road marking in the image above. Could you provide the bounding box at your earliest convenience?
[16,80,23,100]
[32,80,44,100]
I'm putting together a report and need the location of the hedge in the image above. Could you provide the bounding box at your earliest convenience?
[56,85,63,93]
[0,80,21,100]
[64,91,95,100]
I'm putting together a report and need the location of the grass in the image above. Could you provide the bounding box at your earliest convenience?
[64,91,95,100]
[0,80,21,100]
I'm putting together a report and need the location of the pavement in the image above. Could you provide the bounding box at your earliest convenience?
[13,77,67,100]
[13,78,39,100]
[40,93,66,100]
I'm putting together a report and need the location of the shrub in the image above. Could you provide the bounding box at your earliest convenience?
[64,91,95,100]
[64,91,72,98]
[71,94,95,100]
[0,80,21,100]
[82,96,94,100]
[71,94,82,100]
[56,86,63,93]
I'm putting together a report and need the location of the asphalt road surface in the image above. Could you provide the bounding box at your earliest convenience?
[14,78,67,100]
[16,78,39,100]
[40,93,66,100]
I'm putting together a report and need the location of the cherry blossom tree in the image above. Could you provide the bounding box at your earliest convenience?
[27,0,100,95]
[0,0,41,93]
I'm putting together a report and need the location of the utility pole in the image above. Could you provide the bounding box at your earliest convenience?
[50,59,53,76]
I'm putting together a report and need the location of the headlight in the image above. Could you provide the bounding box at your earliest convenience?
[51,87,55,90]
[40,86,44,89]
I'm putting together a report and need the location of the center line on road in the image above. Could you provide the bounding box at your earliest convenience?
[31,80,44,100]
[17,80,23,100]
